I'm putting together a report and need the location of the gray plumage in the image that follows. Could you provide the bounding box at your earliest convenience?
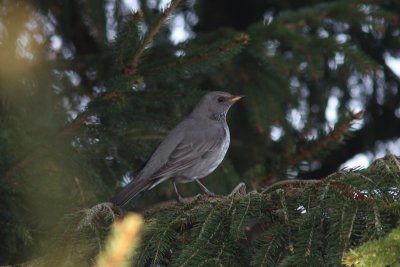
[111,91,243,206]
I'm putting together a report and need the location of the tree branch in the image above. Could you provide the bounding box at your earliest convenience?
[138,34,250,76]
[262,111,363,185]
[4,112,92,184]
[300,108,400,180]
[125,0,182,75]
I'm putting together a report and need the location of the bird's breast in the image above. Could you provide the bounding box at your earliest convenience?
[201,124,230,175]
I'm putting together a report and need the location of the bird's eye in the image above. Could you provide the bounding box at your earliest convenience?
[217,97,224,103]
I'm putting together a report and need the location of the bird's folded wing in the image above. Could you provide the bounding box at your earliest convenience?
[150,137,222,180]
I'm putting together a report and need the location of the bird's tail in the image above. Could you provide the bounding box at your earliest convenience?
[110,178,151,207]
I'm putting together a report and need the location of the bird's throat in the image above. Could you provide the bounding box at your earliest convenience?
[210,112,227,122]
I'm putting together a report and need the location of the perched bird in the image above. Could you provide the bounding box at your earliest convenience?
[111,91,243,206]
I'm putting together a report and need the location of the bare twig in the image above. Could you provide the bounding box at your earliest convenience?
[262,179,322,194]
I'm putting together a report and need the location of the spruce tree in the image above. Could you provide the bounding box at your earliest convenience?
[1,0,400,266]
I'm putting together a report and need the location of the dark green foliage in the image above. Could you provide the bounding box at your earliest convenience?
[34,155,400,266]
[113,12,143,70]
[1,0,400,265]
[138,32,249,79]
[133,155,400,266]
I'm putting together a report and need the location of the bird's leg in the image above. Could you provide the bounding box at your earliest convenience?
[195,179,216,197]
[173,182,184,203]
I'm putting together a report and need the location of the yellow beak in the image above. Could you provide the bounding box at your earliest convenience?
[227,95,245,103]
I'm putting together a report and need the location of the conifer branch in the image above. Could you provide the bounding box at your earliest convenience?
[278,190,294,253]
[124,0,182,75]
[262,111,363,185]
[60,112,92,137]
[138,34,250,76]
[3,88,139,183]
[262,179,322,194]
[11,156,400,266]
[343,206,358,254]
[3,86,171,183]
[262,175,373,205]
[3,111,92,183]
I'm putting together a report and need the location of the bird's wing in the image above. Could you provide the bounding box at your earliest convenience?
[110,124,186,206]
[147,126,225,185]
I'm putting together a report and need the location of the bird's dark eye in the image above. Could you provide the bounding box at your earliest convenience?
[217,97,224,103]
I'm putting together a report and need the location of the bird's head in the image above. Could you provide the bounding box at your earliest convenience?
[191,91,244,121]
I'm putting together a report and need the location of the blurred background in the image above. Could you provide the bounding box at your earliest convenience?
[1,0,400,264]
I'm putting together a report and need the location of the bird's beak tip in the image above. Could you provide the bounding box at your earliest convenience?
[228,95,245,103]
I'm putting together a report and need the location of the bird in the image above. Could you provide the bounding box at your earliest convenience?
[110,91,243,207]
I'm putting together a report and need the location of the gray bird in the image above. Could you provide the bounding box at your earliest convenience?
[111,91,243,206]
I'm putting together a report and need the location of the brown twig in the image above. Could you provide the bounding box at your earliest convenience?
[262,179,322,194]
[261,178,371,203]
[125,0,182,75]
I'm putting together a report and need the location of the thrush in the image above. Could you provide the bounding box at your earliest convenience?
[110,91,243,206]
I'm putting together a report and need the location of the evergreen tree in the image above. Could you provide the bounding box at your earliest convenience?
[1,0,400,266]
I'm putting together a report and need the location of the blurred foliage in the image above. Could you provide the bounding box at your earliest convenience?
[343,226,400,266]
[96,213,143,267]
[0,0,400,265]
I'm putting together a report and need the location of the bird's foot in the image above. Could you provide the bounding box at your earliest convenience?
[176,194,184,203]
[173,182,185,203]
[195,180,218,198]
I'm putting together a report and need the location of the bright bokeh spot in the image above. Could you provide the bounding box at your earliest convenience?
[123,0,140,11]
[341,153,371,169]
[385,54,400,78]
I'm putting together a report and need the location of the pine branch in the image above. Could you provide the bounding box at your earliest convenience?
[138,34,250,76]
[262,111,363,185]
[262,179,322,194]
[3,89,129,183]
[3,111,91,183]
[124,0,182,75]
[10,155,400,266]
[3,78,186,183]
[3,84,157,183]
[262,177,372,205]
